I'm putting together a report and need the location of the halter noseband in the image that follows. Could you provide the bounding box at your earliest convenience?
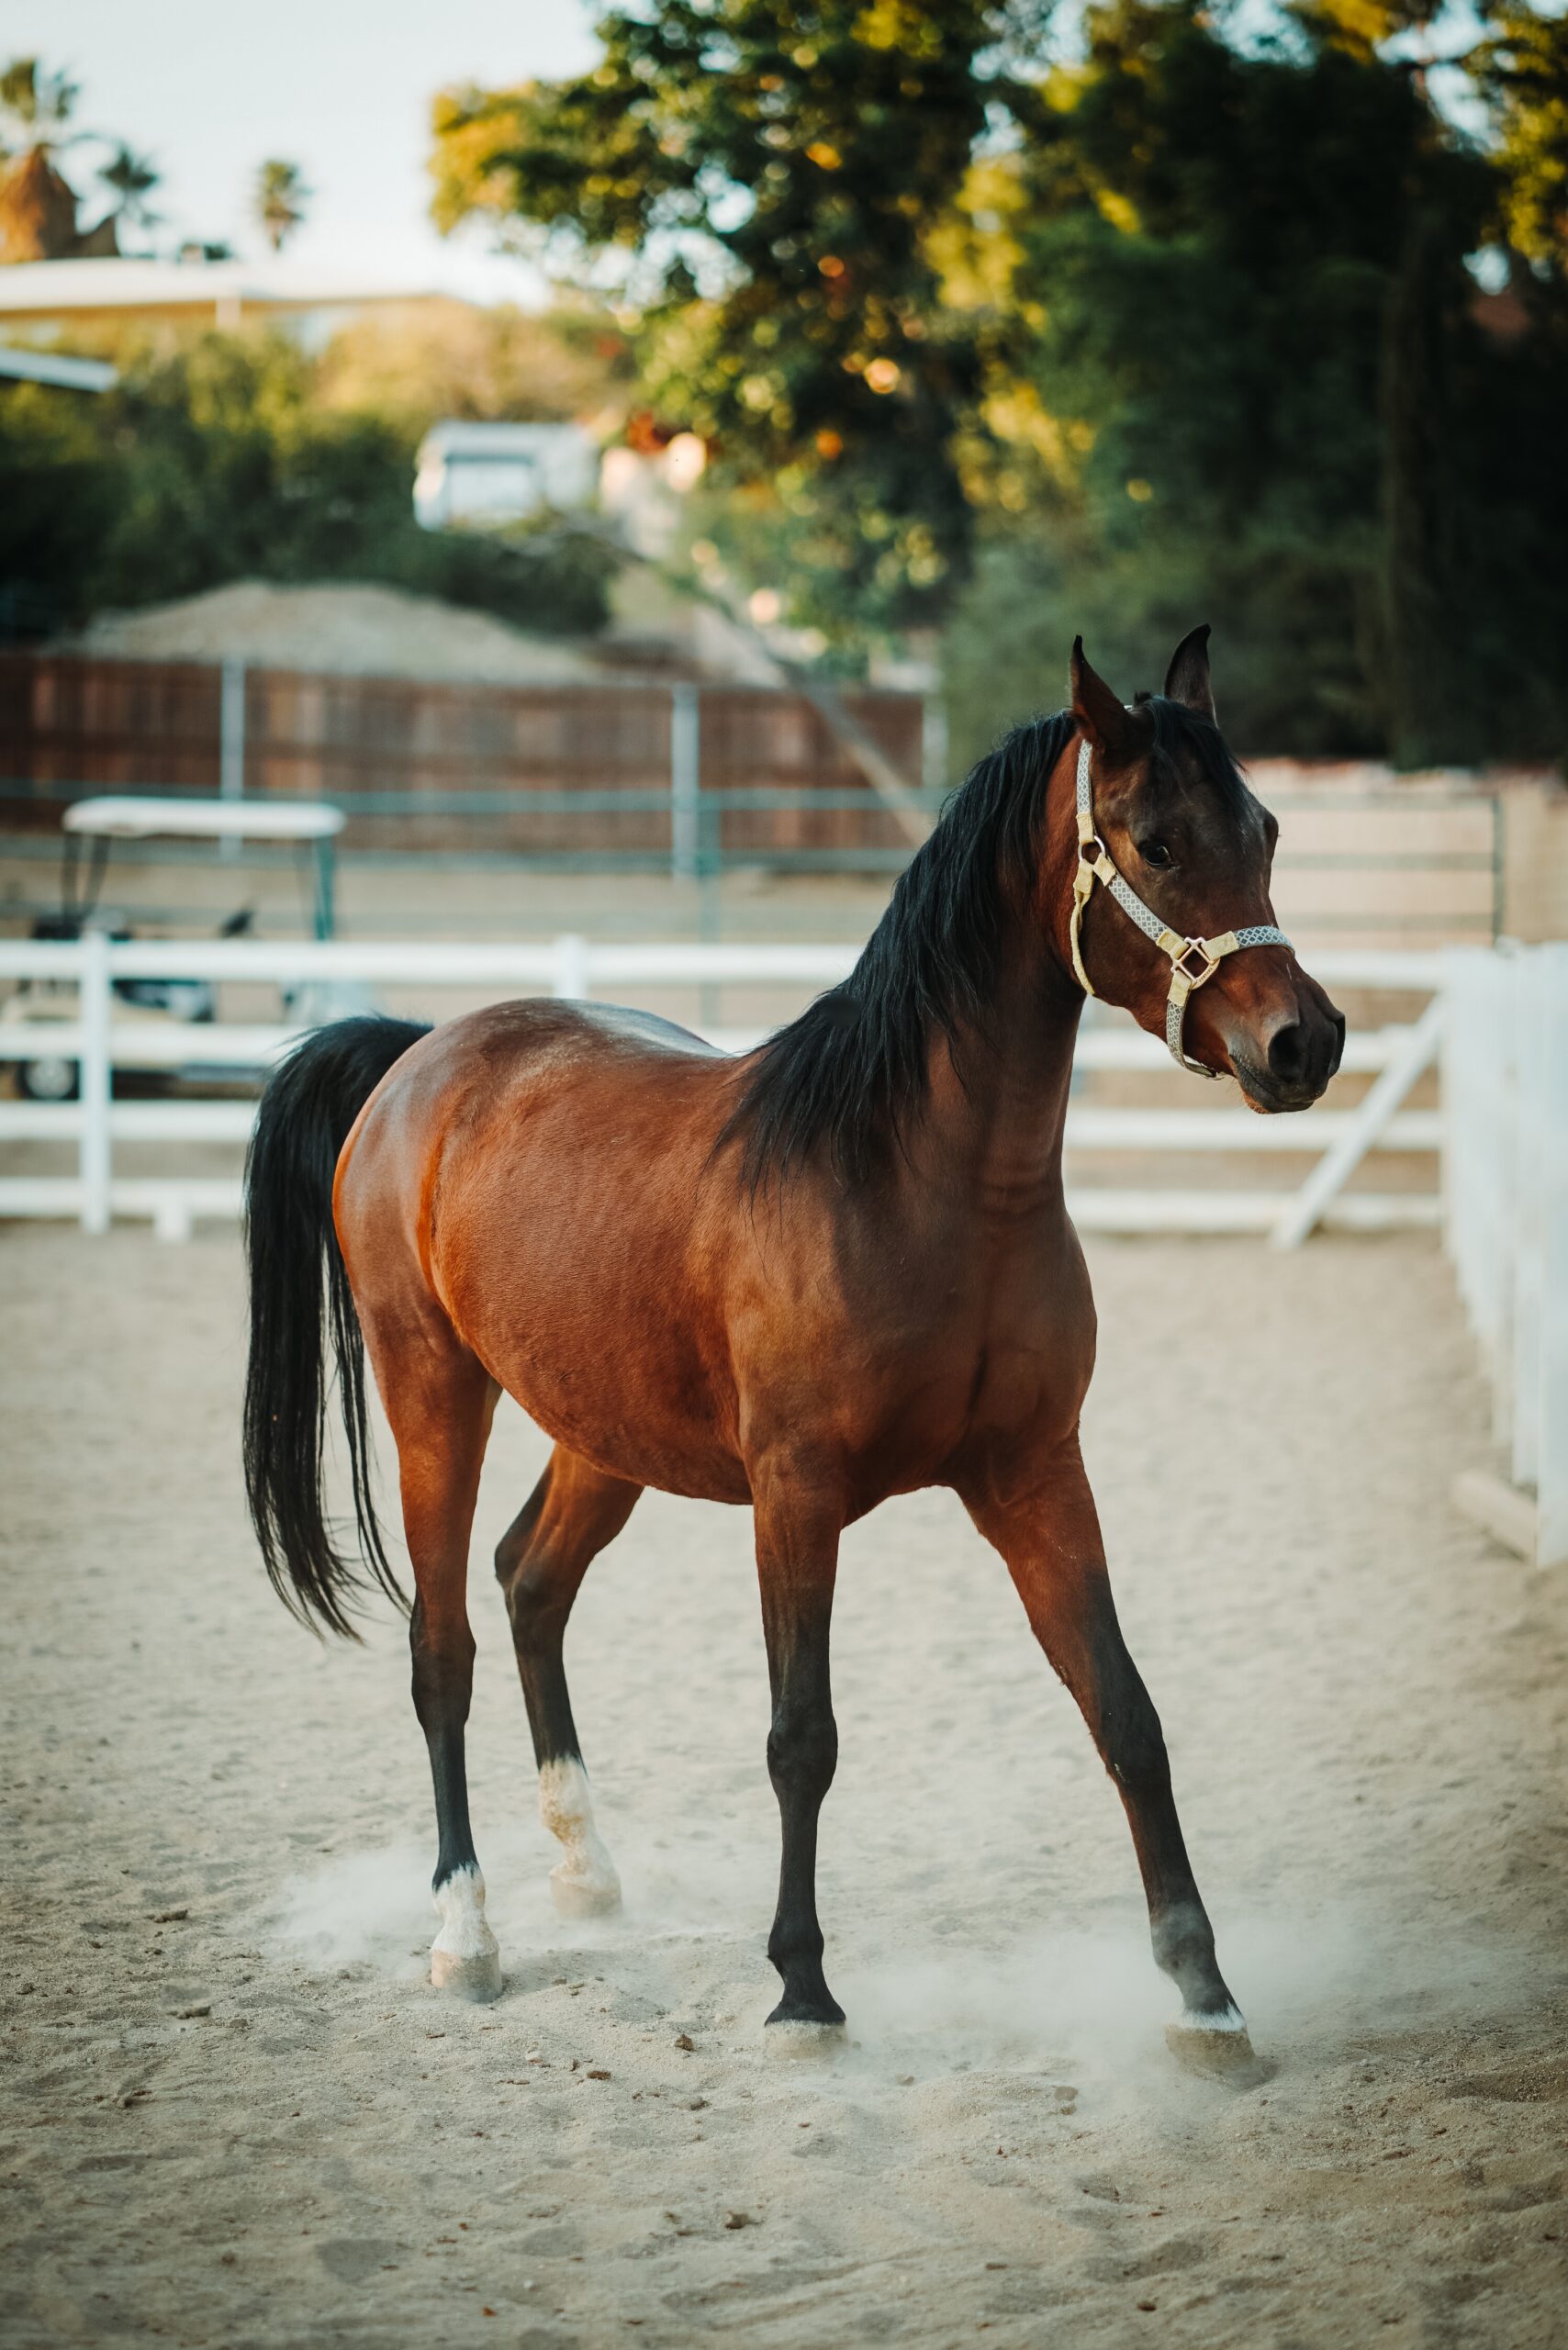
[1070,736,1292,1078]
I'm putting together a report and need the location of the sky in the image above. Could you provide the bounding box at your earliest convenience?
[6,0,601,302]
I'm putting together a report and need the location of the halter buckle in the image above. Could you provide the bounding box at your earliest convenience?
[1170,936,1221,990]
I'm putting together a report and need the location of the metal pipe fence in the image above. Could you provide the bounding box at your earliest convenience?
[0,781,1505,969]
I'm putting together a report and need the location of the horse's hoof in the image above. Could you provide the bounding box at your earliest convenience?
[764,2018,848,2061]
[549,1862,622,1919]
[1165,2009,1259,2077]
[431,1943,502,2002]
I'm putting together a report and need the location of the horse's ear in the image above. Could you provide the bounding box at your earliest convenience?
[1164,623,1215,722]
[1070,637,1130,751]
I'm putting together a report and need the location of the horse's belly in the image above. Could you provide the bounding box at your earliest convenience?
[498,1360,752,1505]
[440,1215,748,1503]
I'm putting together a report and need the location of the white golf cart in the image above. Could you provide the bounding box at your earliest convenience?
[2,797,347,1101]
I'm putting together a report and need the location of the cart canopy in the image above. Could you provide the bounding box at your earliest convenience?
[63,797,343,841]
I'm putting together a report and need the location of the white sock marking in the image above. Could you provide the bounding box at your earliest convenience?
[538,1756,621,1910]
[1177,2002,1249,2034]
[431,1864,498,1964]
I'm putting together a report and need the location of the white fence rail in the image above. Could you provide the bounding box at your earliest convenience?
[1443,945,1568,1568]
[0,935,1443,1245]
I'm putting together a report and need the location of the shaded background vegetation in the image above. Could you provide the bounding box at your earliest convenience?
[0,316,627,641]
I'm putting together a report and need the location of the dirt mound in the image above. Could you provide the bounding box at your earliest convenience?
[50,578,603,685]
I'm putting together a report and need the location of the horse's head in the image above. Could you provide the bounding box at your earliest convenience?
[1058,628,1344,1111]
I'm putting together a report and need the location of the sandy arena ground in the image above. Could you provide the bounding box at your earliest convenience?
[3,1226,1565,2349]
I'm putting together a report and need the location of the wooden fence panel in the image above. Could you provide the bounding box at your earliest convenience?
[0,653,924,858]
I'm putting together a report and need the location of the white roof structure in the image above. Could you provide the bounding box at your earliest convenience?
[64,797,343,842]
[0,257,454,335]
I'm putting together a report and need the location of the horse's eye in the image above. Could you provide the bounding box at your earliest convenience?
[1137,839,1172,868]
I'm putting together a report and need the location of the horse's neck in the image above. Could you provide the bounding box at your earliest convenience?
[916,933,1082,1212]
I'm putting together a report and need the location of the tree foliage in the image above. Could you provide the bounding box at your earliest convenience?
[1477,1,1568,266]
[433,0,1568,765]
[252,158,310,254]
[942,1,1566,765]
[431,2,1038,632]
[0,55,84,260]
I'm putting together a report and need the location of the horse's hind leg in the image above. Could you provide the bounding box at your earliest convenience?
[378,1328,501,1999]
[495,1445,640,1918]
[966,1442,1252,2072]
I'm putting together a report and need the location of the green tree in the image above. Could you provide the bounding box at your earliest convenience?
[430,1,1040,635]
[0,56,82,260]
[95,143,161,250]
[941,1,1567,767]
[253,157,310,253]
[1476,1,1568,268]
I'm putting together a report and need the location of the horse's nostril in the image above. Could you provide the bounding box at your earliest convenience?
[1267,1022,1308,1086]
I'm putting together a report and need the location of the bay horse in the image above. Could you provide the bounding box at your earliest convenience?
[242,630,1343,2065]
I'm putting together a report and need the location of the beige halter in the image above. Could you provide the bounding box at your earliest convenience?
[1070,737,1292,1078]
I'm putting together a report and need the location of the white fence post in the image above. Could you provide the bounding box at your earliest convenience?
[553,934,589,1002]
[1443,943,1568,1571]
[1512,954,1545,1493]
[1539,947,1568,1567]
[78,927,112,1235]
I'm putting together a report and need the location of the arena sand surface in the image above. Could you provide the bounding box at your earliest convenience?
[3,1228,1565,2350]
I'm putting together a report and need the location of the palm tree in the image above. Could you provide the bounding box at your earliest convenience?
[253,158,309,254]
[96,143,161,245]
[0,56,82,261]
[0,56,77,148]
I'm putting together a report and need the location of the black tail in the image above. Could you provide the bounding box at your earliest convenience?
[243,1015,431,1639]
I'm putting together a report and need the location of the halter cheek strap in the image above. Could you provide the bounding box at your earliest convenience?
[1070,737,1292,1078]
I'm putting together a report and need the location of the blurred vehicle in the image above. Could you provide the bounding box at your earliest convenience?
[1,797,353,1101]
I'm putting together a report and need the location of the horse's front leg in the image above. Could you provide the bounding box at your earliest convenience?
[965,1440,1253,2070]
[752,1466,846,2048]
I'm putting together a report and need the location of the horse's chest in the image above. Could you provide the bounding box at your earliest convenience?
[840,1289,1091,1501]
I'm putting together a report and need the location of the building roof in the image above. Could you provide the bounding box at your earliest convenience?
[0,343,116,389]
[0,256,457,323]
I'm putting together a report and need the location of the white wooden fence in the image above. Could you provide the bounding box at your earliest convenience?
[0,934,1443,1246]
[1443,945,1568,1569]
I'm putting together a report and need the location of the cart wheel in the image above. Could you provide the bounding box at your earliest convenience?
[17,1054,80,1102]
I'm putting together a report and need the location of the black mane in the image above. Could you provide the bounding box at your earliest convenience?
[722,693,1248,1192]
[722,707,1072,1192]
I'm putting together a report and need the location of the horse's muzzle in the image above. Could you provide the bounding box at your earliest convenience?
[1231,985,1345,1112]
